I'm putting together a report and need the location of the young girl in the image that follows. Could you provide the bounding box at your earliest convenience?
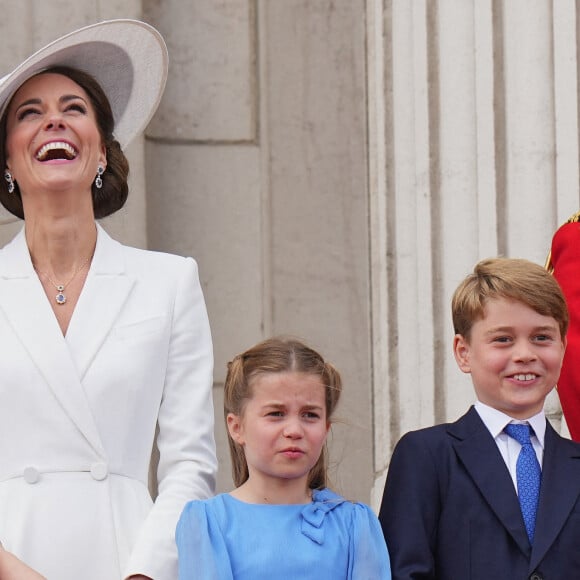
[176,337,391,579]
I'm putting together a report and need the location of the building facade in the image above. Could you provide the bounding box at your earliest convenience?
[0,0,576,507]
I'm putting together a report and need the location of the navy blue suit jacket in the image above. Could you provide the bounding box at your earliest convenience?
[379,406,580,579]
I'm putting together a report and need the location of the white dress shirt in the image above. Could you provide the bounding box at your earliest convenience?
[474,401,544,492]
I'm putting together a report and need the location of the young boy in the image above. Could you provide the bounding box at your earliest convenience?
[379,257,580,579]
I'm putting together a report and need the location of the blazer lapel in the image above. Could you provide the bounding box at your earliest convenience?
[449,407,531,556]
[529,421,580,571]
[65,224,135,379]
[0,228,105,456]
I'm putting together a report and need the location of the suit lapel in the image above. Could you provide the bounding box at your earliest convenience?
[529,422,580,571]
[0,228,106,456]
[65,224,135,379]
[449,407,531,556]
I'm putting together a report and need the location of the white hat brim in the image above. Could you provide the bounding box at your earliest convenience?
[0,19,168,149]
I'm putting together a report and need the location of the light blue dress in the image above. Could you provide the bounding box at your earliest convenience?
[176,488,391,579]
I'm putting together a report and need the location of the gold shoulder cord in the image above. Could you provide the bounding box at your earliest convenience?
[545,210,580,274]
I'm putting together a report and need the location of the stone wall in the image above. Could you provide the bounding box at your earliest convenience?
[1,0,577,509]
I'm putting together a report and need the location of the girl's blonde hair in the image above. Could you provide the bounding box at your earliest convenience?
[224,336,342,489]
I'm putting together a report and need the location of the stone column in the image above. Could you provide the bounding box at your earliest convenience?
[368,0,576,505]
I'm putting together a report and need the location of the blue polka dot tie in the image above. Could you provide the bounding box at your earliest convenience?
[504,423,541,543]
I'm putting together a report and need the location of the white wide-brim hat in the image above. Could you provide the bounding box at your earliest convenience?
[0,19,168,150]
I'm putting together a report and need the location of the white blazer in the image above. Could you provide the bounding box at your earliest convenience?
[0,224,217,580]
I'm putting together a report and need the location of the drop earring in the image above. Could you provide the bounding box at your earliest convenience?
[95,166,104,189]
[4,170,14,194]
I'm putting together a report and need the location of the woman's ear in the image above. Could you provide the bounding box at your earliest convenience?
[98,142,107,170]
[453,334,472,374]
[227,413,244,445]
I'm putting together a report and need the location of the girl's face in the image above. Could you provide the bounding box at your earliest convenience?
[227,371,329,494]
[5,72,106,200]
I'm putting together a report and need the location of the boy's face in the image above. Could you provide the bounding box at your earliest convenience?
[453,297,566,419]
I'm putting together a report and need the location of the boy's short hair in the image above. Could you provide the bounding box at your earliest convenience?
[452,257,569,340]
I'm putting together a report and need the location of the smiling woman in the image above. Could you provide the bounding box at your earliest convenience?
[0,20,217,580]
[5,71,110,238]
[0,64,128,227]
